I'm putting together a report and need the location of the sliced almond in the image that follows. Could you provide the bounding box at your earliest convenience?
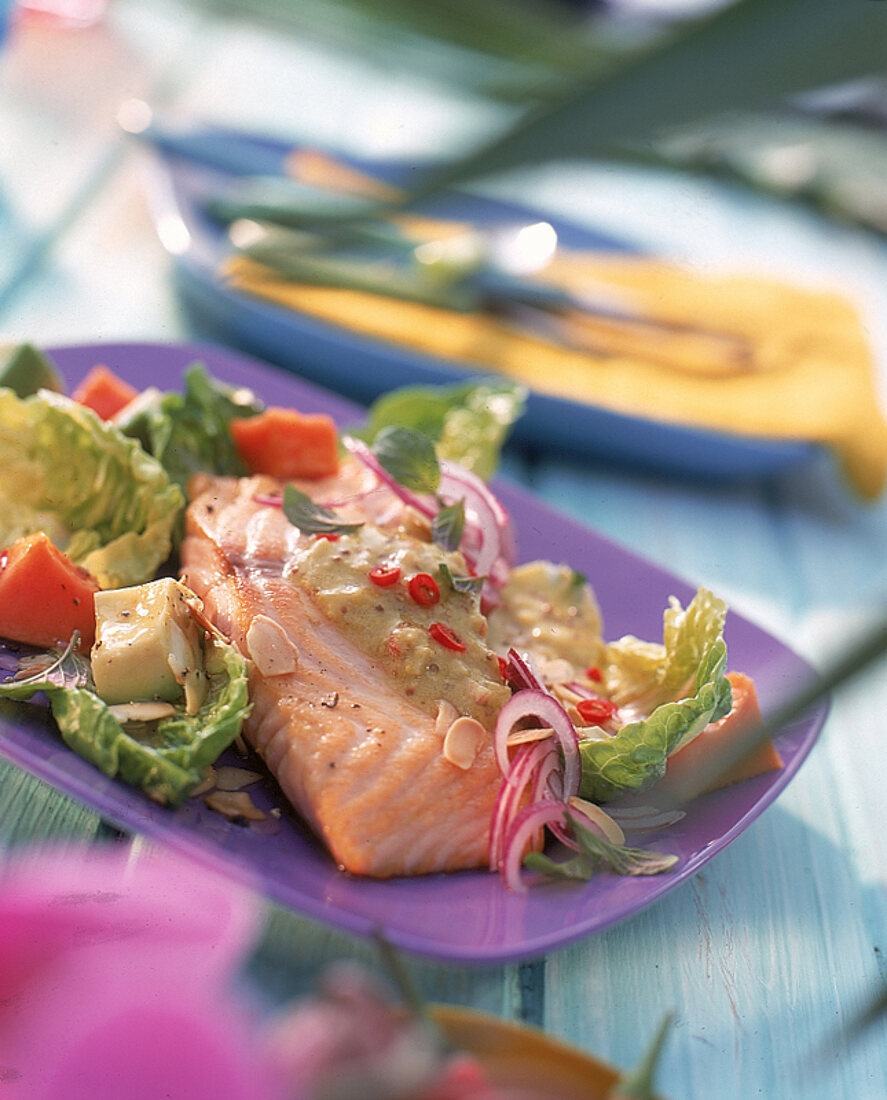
[190,766,218,798]
[246,614,299,677]
[506,725,554,746]
[443,716,486,770]
[107,701,177,723]
[204,790,267,822]
[434,699,459,737]
[214,766,263,792]
[183,668,208,716]
[567,795,625,846]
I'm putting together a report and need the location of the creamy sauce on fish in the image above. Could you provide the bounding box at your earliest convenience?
[286,524,509,729]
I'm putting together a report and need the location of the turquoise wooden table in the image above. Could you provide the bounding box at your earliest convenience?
[1,4,887,1097]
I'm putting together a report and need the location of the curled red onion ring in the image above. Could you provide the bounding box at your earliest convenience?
[493,689,580,800]
[438,460,515,577]
[344,437,513,588]
[501,800,567,894]
[489,739,557,872]
[342,435,436,518]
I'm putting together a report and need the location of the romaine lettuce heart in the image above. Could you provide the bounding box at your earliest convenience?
[579,590,734,803]
[0,388,183,588]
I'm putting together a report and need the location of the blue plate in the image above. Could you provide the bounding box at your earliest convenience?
[145,125,819,482]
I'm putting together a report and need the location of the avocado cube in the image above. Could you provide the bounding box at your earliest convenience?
[91,578,207,712]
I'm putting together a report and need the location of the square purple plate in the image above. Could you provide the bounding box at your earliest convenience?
[0,342,828,963]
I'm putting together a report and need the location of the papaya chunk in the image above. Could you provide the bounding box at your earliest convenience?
[0,532,100,652]
[71,364,139,421]
[230,406,339,479]
[660,671,783,800]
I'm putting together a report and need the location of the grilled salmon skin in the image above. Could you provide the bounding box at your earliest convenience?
[180,461,510,877]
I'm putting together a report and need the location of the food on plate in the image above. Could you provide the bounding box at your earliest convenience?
[0,531,101,652]
[0,384,182,588]
[180,465,509,876]
[71,362,140,420]
[0,349,784,889]
[0,342,64,397]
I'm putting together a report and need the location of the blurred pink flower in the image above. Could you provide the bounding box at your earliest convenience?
[0,843,278,1100]
[0,844,496,1100]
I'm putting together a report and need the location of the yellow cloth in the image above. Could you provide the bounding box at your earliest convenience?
[223,251,887,498]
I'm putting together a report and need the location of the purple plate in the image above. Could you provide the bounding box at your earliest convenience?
[0,342,827,964]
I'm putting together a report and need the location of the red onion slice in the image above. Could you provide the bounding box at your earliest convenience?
[493,688,581,799]
[438,460,515,577]
[504,648,546,692]
[488,740,555,872]
[342,435,436,518]
[501,800,567,893]
[532,744,562,804]
[253,492,283,508]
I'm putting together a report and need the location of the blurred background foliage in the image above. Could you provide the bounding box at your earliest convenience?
[190,0,887,233]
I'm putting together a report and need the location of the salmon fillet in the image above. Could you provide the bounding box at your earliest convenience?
[180,461,508,878]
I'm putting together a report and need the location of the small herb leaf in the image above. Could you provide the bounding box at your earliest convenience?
[570,813,679,876]
[372,426,440,494]
[438,562,485,596]
[431,499,465,552]
[523,811,678,884]
[523,850,593,881]
[281,485,363,536]
[0,634,92,698]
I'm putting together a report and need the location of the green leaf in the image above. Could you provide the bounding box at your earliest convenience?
[570,814,678,877]
[438,561,485,596]
[117,361,262,492]
[236,229,478,311]
[431,499,465,552]
[608,1012,675,1100]
[0,634,251,807]
[0,343,64,398]
[523,848,593,882]
[404,0,887,199]
[371,425,440,493]
[187,0,619,103]
[0,388,183,589]
[362,379,526,479]
[523,812,677,884]
[579,589,734,803]
[281,484,363,536]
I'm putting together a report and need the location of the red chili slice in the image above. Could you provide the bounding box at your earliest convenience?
[314,533,340,542]
[429,622,467,652]
[576,698,617,725]
[407,572,440,607]
[586,665,603,682]
[497,655,508,681]
[369,565,401,587]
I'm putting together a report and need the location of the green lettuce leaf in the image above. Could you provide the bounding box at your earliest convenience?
[0,388,183,588]
[579,589,733,803]
[0,633,251,807]
[604,587,729,711]
[359,378,526,480]
[116,361,262,494]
